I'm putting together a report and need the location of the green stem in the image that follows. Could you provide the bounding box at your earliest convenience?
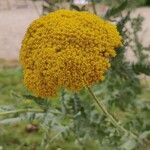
[86,86,138,140]
[61,89,67,114]
[0,109,44,116]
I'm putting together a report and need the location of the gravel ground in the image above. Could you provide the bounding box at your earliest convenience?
[0,1,149,60]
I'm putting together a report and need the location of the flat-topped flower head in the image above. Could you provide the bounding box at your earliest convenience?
[20,9,122,97]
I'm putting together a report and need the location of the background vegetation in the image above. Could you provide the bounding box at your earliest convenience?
[0,0,150,149]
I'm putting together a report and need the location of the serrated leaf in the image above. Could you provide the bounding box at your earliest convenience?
[43,0,52,5]
[121,138,137,150]
[139,130,150,140]
[132,63,150,75]
[0,117,21,124]
[105,0,128,18]
[81,5,87,11]
[23,94,46,101]
[70,4,81,11]
[22,94,50,110]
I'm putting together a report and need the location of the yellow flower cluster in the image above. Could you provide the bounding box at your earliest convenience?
[20,9,122,97]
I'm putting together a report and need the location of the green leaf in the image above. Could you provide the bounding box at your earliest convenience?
[22,94,50,111]
[139,130,150,140]
[70,4,81,11]
[22,94,46,101]
[105,0,128,18]
[132,63,150,75]
[81,5,87,11]
[43,0,52,5]
[121,138,137,150]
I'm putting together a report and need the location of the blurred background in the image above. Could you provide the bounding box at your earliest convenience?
[0,0,150,61]
[0,0,150,150]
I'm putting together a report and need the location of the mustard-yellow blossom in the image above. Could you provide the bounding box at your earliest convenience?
[20,9,122,97]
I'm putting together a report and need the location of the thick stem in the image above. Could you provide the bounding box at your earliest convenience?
[86,86,138,140]
[0,109,44,116]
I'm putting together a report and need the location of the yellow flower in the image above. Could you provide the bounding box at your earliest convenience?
[20,9,122,97]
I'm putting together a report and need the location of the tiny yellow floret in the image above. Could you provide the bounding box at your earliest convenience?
[20,9,122,97]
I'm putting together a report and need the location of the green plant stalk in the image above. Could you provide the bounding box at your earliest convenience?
[0,108,44,116]
[86,86,138,140]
